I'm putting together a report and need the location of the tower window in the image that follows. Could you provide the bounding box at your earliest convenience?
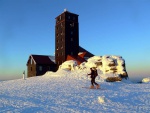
[68,16,70,19]
[61,32,63,35]
[60,16,61,20]
[57,18,59,22]
[71,31,73,35]
[70,23,74,27]
[57,46,59,50]
[57,33,59,37]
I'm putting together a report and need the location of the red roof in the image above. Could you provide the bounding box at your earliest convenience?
[79,46,94,57]
[29,55,55,65]
[78,52,87,58]
[67,55,86,65]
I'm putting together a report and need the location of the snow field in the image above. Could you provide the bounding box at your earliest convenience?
[0,69,150,113]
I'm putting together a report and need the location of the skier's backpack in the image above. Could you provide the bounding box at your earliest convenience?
[94,70,98,77]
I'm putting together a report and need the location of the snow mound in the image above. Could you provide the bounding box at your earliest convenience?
[142,77,150,83]
[59,60,78,70]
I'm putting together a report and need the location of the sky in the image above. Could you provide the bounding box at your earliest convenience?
[0,0,150,81]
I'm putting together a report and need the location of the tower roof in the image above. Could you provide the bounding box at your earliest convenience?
[55,9,78,19]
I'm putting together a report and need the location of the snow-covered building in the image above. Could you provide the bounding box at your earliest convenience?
[27,10,93,77]
[26,55,56,77]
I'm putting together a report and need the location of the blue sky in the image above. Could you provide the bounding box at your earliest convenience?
[0,0,150,81]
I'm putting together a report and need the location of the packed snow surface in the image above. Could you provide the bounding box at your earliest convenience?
[0,69,150,113]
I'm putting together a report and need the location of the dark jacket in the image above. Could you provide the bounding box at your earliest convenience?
[88,69,95,78]
[88,69,98,78]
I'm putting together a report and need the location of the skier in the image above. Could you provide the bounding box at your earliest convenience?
[88,68,100,89]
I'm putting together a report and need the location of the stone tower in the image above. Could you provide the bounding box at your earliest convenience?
[55,9,79,66]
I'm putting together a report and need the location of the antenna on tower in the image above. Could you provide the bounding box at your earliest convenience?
[64,8,67,12]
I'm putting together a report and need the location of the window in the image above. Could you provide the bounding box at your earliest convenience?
[71,31,73,35]
[57,47,59,50]
[31,67,32,71]
[57,33,59,37]
[39,66,42,71]
[70,23,74,27]
[71,38,73,41]
[60,16,61,20]
[73,17,75,20]
[68,16,70,19]
[47,66,50,70]
[57,18,59,23]
[71,52,73,55]
[61,31,63,35]
[61,45,63,49]
[61,23,63,27]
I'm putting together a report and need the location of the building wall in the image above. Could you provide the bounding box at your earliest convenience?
[27,57,57,77]
[36,64,56,76]
[55,11,79,67]
[27,58,36,77]
[65,12,79,56]
[55,13,66,66]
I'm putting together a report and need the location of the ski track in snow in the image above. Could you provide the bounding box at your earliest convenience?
[0,70,150,113]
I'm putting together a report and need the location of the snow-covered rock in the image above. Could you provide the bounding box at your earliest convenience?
[59,55,128,81]
[142,77,150,83]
